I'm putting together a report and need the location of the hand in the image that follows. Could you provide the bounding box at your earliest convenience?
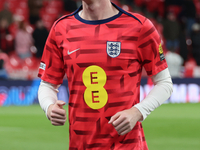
[108,107,143,135]
[47,100,66,126]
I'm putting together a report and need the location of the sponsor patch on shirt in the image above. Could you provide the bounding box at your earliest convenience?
[107,41,121,58]
[39,62,46,70]
[159,43,165,61]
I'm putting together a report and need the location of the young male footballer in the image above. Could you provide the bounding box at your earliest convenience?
[38,0,173,149]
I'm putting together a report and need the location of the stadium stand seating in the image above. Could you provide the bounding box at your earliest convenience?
[3,52,40,80]
[0,0,63,80]
[40,0,64,30]
[0,0,200,79]
[184,58,197,78]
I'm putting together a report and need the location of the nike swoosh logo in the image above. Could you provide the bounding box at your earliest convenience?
[67,48,80,55]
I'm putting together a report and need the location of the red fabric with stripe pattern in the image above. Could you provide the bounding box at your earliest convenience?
[38,6,167,150]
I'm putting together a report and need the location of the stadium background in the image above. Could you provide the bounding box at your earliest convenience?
[0,0,200,150]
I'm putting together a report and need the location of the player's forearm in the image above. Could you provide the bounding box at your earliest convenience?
[134,68,173,121]
[38,80,60,117]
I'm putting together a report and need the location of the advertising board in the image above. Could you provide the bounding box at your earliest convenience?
[0,78,200,106]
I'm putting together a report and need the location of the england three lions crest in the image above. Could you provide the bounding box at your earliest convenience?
[107,41,121,58]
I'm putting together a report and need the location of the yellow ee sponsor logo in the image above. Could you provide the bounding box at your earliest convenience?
[82,65,108,109]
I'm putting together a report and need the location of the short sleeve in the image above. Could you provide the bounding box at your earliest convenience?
[137,18,168,76]
[38,24,65,85]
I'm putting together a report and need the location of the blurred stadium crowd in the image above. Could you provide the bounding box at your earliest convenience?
[0,0,200,80]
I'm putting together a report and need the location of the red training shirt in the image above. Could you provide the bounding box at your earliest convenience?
[38,3,167,150]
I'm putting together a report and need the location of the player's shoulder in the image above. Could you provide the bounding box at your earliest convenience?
[51,9,79,30]
[130,13,146,23]
[114,3,145,24]
[53,13,74,27]
[126,11,151,25]
[130,12,156,30]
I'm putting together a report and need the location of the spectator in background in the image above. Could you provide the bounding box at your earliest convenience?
[164,0,183,6]
[75,0,83,8]
[0,2,13,26]
[162,10,183,78]
[178,14,189,63]
[0,19,13,54]
[180,0,196,37]
[123,0,133,6]
[165,49,184,78]
[28,0,43,25]
[32,20,49,58]
[15,21,33,59]
[0,50,8,79]
[0,59,7,79]
[63,0,78,13]
[191,23,200,65]
[162,11,180,52]
[9,15,24,38]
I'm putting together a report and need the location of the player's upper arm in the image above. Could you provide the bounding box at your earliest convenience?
[38,22,65,85]
[137,18,168,76]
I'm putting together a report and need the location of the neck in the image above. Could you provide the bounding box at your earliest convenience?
[81,0,119,20]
